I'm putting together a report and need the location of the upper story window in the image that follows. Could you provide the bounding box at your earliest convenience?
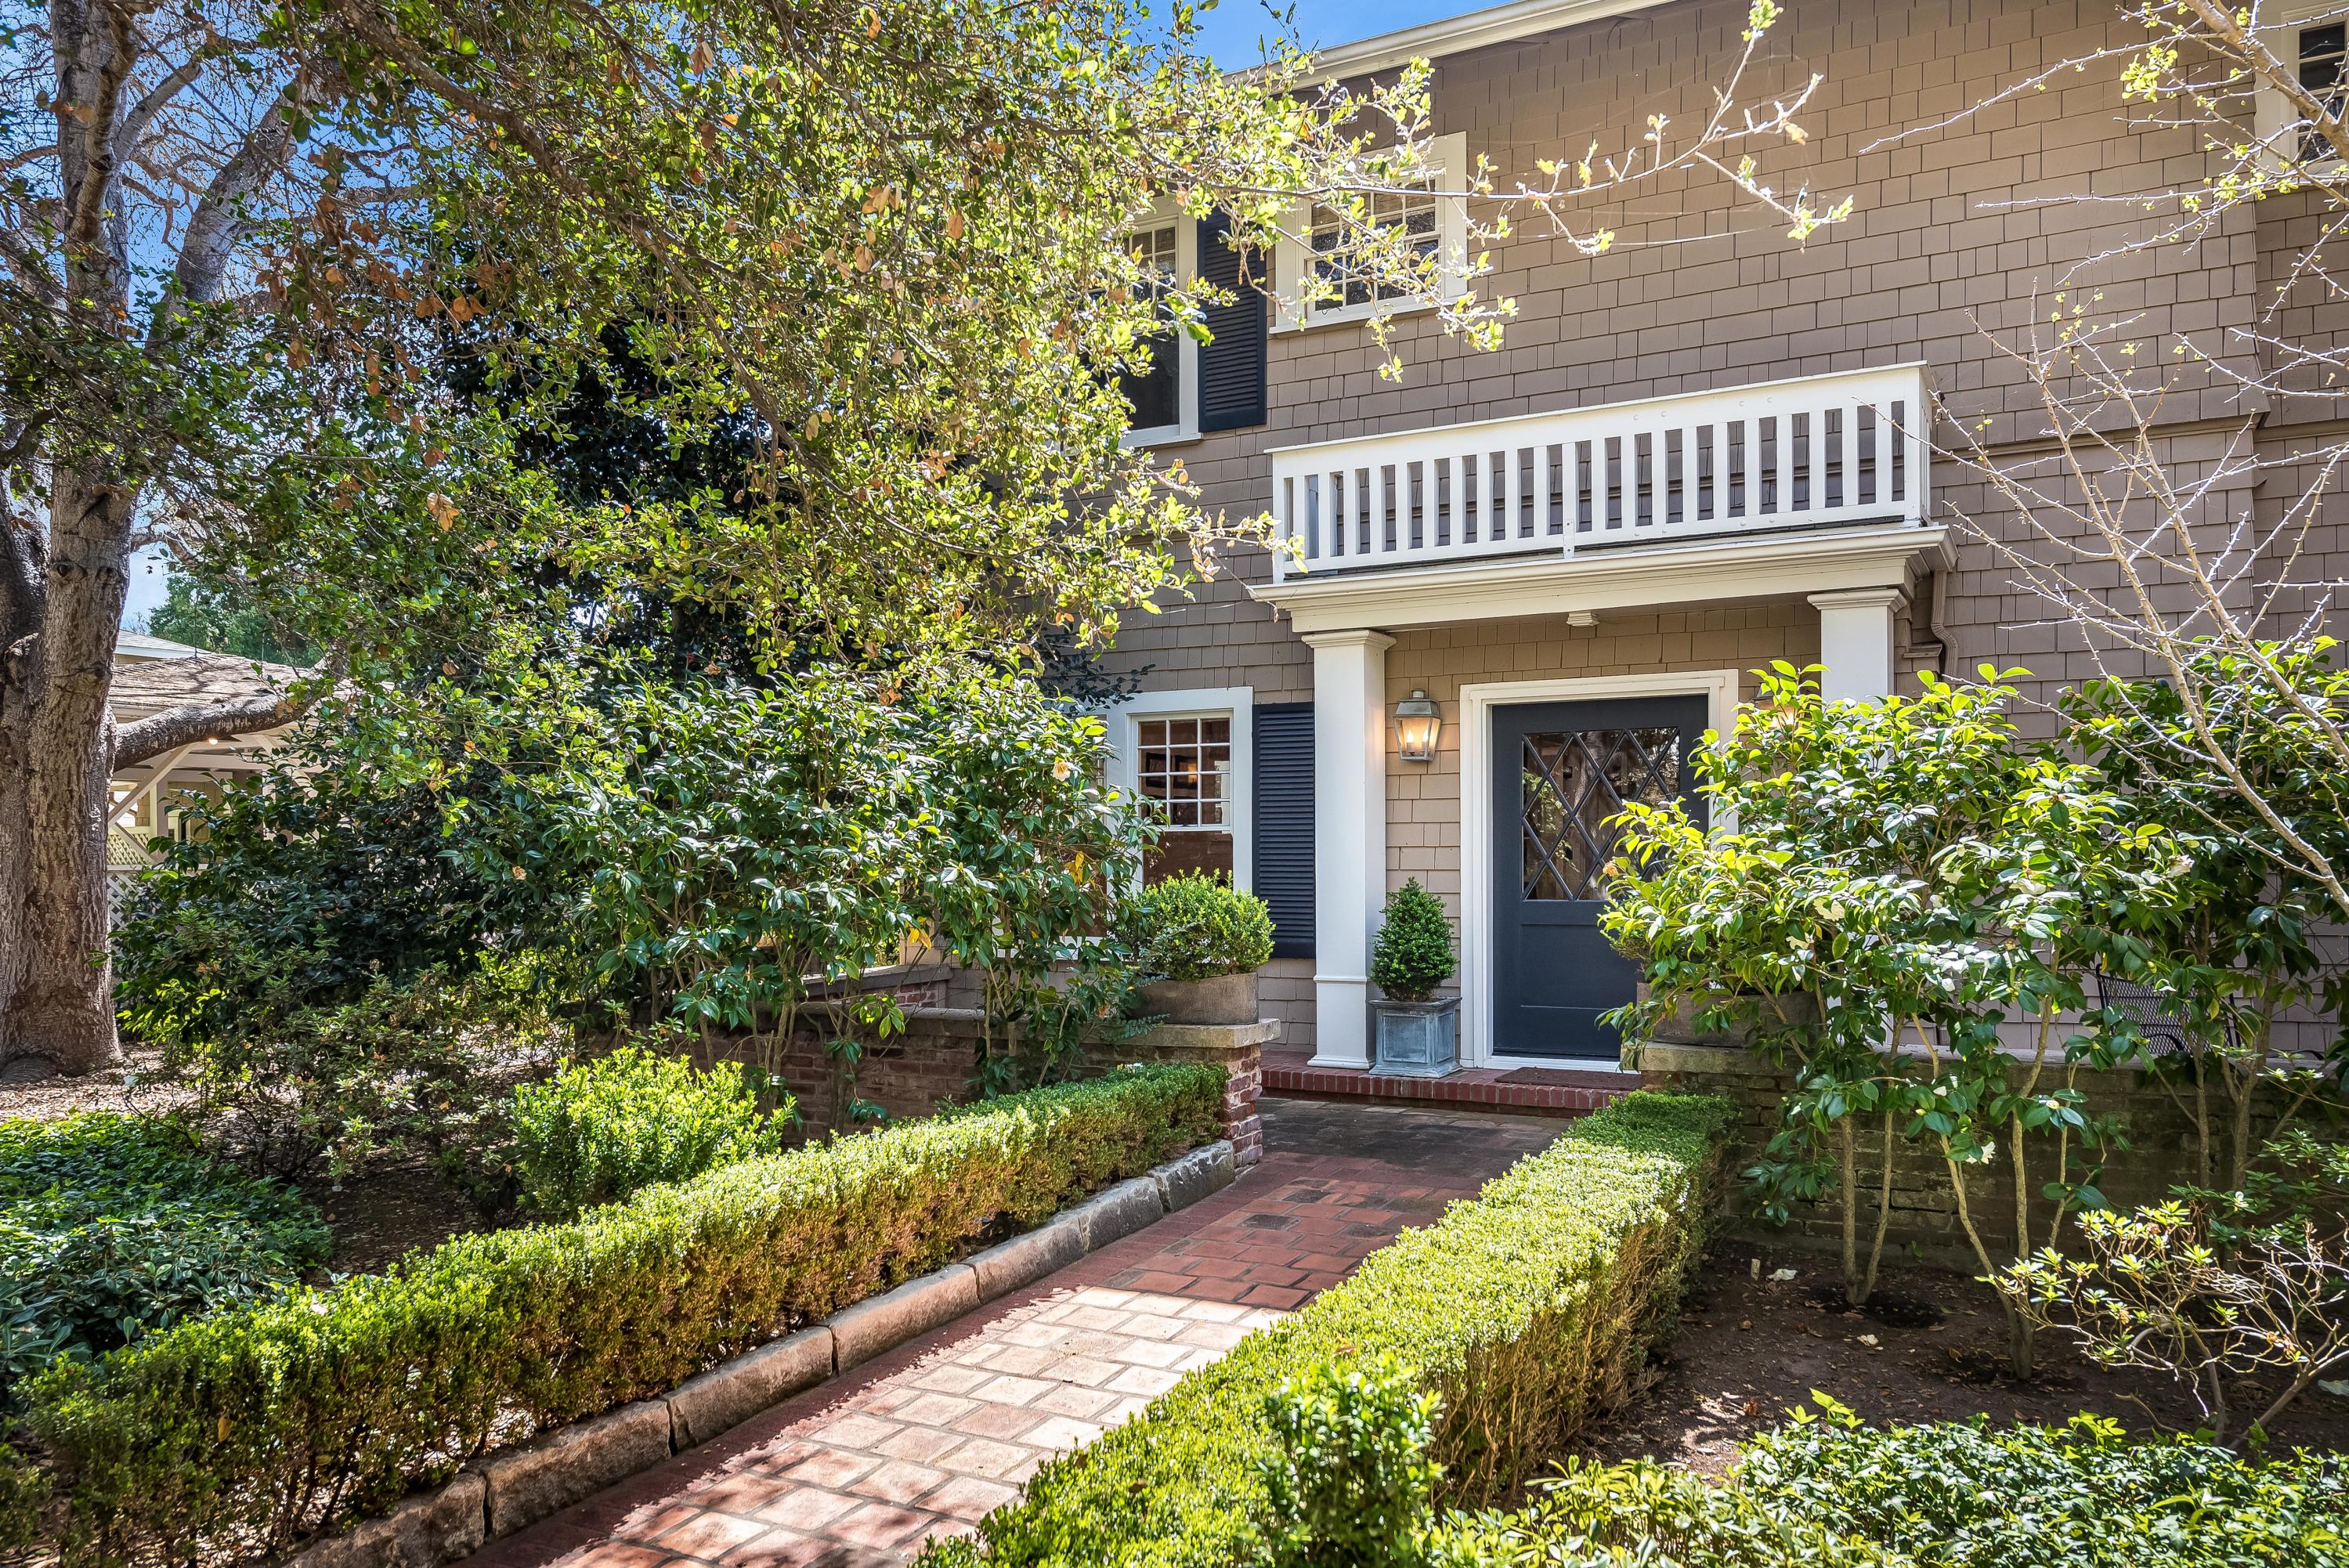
[2304,20,2346,157]
[1309,184,1440,311]
[2254,5,2349,165]
[1118,222,1184,439]
[1117,209,1269,446]
[1274,132,1469,332]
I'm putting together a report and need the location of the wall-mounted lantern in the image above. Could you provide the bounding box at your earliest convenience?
[1394,689,1442,762]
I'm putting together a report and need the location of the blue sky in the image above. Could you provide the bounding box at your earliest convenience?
[121,0,1476,634]
[1156,0,1462,67]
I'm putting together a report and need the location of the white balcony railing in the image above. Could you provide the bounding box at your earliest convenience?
[1268,365,1930,582]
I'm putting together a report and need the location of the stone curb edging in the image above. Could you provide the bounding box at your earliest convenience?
[280,1140,1240,1568]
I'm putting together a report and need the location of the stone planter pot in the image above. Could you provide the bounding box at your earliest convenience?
[1373,995,1460,1077]
[1139,970,1259,1026]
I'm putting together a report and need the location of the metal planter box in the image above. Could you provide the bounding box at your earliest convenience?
[1373,996,1460,1077]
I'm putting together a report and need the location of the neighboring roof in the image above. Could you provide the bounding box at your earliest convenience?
[107,652,301,724]
[114,631,208,662]
[1305,0,1666,77]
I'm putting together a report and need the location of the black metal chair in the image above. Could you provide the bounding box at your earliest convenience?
[2091,969,2237,1060]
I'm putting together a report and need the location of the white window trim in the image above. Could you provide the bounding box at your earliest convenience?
[1270,132,1469,334]
[1103,685,1254,892]
[1121,199,1201,450]
[2254,2,2347,167]
[1457,669,1738,1072]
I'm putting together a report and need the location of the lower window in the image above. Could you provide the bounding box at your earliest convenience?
[1136,714,1234,883]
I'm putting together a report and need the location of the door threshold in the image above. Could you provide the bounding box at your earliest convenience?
[1262,1047,1635,1118]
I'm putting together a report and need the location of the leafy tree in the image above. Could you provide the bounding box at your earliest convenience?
[1607,666,2181,1371]
[143,575,317,665]
[2062,649,2349,1192]
[1,0,1841,1077]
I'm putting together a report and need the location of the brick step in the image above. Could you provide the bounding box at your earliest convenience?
[1261,1050,1635,1116]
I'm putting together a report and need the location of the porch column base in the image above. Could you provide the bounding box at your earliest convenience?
[1309,976,1371,1069]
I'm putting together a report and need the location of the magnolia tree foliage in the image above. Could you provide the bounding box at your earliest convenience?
[0,0,1849,1075]
[529,665,1146,1065]
[1606,665,2188,1371]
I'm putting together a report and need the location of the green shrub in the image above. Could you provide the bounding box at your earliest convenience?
[0,1117,327,1407]
[29,1064,1223,1567]
[1125,872,1274,982]
[941,1091,1730,1567]
[1371,880,1454,1002]
[1258,1353,1440,1568]
[139,966,558,1180]
[1425,1400,2349,1567]
[512,1045,786,1217]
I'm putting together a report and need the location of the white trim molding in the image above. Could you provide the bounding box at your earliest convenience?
[1458,668,1739,1071]
[1303,630,1393,1068]
[2253,0,2345,169]
[1270,132,1470,334]
[1103,685,1255,891]
[1256,522,1948,635]
[1257,0,1671,81]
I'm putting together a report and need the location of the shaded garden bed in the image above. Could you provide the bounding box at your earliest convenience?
[1588,1237,2349,1476]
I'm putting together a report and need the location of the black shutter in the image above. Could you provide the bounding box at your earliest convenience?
[1196,213,1267,434]
[1252,702,1314,959]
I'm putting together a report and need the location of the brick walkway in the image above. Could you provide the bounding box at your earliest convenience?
[467,1100,1561,1568]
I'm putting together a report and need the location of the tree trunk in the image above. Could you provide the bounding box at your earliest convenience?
[0,468,136,1077]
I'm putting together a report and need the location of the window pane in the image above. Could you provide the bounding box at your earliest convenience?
[1146,831,1234,885]
[1119,224,1183,432]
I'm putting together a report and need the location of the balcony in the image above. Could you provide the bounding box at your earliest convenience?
[1267,365,1931,584]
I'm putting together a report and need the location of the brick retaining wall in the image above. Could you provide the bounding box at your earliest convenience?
[1633,1040,2305,1271]
[693,1003,1274,1167]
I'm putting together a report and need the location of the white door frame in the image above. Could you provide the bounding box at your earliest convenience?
[1459,669,1739,1071]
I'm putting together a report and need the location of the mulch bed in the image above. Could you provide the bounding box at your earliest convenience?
[1587,1236,2349,1476]
[303,1159,509,1277]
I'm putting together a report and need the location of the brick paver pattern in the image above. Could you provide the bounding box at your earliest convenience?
[475,1103,1560,1568]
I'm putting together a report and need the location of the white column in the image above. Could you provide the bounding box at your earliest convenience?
[1809,588,1904,702]
[1303,628,1393,1069]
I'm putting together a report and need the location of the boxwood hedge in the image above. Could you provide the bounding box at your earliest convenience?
[938,1089,1732,1567]
[19,1064,1223,1567]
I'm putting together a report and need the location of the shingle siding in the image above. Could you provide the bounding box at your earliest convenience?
[1092,0,2347,1046]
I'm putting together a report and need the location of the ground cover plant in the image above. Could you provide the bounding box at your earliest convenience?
[0,1116,327,1408]
[1424,1399,2349,1567]
[13,1064,1220,1566]
[931,1091,1730,1567]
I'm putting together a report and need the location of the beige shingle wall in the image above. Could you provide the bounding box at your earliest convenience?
[1086,0,2345,1049]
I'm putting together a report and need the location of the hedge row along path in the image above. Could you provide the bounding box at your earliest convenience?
[467,1100,1564,1568]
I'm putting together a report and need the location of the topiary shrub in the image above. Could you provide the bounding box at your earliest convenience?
[1371,880,1455,1003]
[1123,872,1274,982]
[511,1042,786,1217]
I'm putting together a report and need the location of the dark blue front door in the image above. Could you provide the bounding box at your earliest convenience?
[1491,696,1708,1060]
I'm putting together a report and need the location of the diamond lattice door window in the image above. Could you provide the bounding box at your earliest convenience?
[1491,697,1708,1060]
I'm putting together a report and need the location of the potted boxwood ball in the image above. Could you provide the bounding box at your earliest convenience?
[1125,872,1275,1025]
[1371,879,1458,1075]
